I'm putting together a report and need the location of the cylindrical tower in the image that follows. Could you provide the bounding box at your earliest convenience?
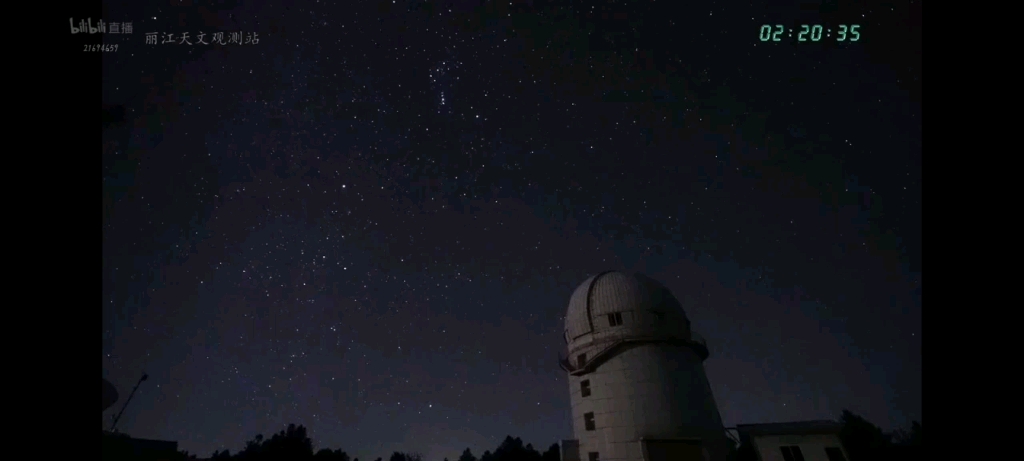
[559,271,728,461]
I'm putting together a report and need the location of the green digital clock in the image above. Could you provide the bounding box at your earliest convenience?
[758,24,861,42]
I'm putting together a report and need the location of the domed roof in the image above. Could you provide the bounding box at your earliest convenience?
[565,271,688,340]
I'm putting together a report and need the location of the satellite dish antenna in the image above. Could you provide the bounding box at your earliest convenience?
[110,373,148,432]
[102,378,119,412]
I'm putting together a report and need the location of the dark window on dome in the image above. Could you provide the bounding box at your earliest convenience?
[652,311,665,321]
[607,312,623,326]
[780,446,805,461]
[577,353,587,368]
[564,330,569,344]
[584,412,595,431]
[588,453,599,461]
[580,379,591,397]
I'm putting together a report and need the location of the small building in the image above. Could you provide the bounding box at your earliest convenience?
[102,431,183,461]
[734,421,850,461]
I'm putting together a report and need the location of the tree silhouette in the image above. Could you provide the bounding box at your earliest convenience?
[494,436,543,461]
[221,424,315,460]
[892,420,922,447]
[839,410,892,461]
[315,448,352,461]
[177,423,584,461]
[541,443,560,461]
[167,416,925,461]
[888,420,922,461]
[837,410,923,461]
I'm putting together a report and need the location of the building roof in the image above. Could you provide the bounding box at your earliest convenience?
[102,432,179,452]
[735,420,842,436]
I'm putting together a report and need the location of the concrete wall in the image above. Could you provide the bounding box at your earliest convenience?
[568,344,726,461]
[751,433,849,461]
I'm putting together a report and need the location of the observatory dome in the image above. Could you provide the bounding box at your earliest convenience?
[559,272,725,461]
[564,271,693,344]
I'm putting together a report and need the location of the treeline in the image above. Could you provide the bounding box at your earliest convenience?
[191,424,560,461]
[181,409,919,461]
[837,410,921,461]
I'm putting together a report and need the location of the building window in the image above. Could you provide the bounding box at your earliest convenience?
[584,412,595,431]
[652,311,665,321]
[588,452,599,461]
[580,380,591,397]
[577,353,587,368]
[824,447,846,461]
[780,446,805,461]
[607,312,623,326]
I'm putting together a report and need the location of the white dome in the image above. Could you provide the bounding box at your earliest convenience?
[564,271,691,342]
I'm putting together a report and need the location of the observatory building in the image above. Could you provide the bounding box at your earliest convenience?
[559,271,731,461]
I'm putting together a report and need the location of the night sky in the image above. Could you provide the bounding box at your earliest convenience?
[97,0,920,459]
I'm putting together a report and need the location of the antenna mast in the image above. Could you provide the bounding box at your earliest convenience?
[110,373,148,432]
